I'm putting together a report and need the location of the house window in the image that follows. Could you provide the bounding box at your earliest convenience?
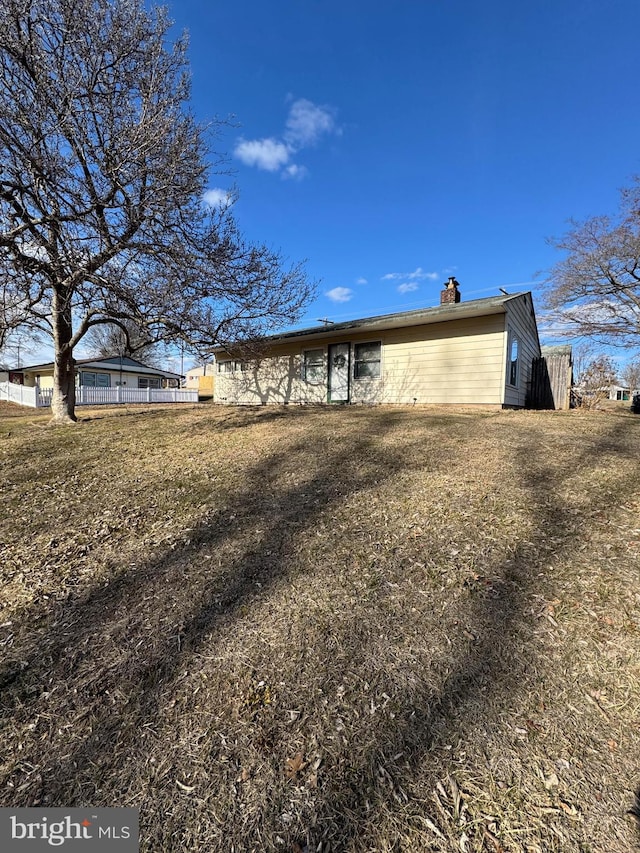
[508,335,519,386]
[303,349,324,384]
[138,376,161,389]
[217,360,246,373]
[354,342,381,379]
[81,372,110,387]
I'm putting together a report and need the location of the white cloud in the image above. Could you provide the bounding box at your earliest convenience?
[234,98,339,178]
[382,267,439,282]
[202,188,231,208]
[326,287,353,303]
[233,137,291,172]
[356,277,368,285]
[285,98,336,148]
[282,163,308,181]
[398,282,419,294]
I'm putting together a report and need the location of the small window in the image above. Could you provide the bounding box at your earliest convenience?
[217,359,246,373]
[508,335,519,386]
[138,376,160,389]
[303,349,324,384]
[81,372,110,387]
[354,342,381,379]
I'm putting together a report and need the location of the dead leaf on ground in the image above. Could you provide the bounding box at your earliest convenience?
[558,798,580,818]
[483,827,505,852]
[286,751,307,779]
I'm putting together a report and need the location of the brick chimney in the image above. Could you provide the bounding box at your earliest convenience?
[440,276,461,305]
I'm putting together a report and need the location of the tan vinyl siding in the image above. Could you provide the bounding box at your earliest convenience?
[214,314,508,406]
[502,294,541,408]
[36,374,54,390]
[371,315,506,405]
[215,349,323,405]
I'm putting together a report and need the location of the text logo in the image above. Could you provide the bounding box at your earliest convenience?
[0,808,138,851]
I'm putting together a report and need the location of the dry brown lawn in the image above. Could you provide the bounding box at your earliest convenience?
[0,401,639,852]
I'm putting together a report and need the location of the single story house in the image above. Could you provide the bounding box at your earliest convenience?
[608,384,639,402]
[184,364,215,398]
[10,355,182,390]
[212,279,543,408]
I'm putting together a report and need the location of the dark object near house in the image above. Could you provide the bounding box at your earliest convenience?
[629,786,640,834]
[529,345,573,410]
[631,393,640,414]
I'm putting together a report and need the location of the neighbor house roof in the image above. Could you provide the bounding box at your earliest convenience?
[214,291,531,352]
[16,355,183,380]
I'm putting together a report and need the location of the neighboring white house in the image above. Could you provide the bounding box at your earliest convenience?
[212,279,544,408]
[9,355,182,390]
[184,364,215,398]
[0,355,199,408]
[608,384,639,402]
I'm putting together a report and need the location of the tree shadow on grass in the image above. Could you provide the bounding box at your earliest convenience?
[0,409,454,798]
[303,416,640,851]
[1,412,637,851]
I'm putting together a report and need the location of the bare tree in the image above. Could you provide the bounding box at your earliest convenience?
[0,330,42,369]
[84,319,161,367]
[570,341,597,386]
[0,0,313,422]
[576,355,617,409]
[545,177,640,348]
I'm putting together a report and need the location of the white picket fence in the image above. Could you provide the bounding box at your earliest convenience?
[0,381,39,407]
[0,381,198,408]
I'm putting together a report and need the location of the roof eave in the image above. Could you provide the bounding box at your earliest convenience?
[214,292,528,352]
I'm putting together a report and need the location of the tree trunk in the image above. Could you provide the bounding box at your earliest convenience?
[51,288,77,423]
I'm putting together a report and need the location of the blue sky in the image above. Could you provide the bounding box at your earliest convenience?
[10,0,640,370]
[168,0,640,347]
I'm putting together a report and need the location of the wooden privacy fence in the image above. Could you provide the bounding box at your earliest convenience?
[528,347,573,410]
[1,382,198,408]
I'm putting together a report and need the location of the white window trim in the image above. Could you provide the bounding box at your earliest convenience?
[507,330,519,387]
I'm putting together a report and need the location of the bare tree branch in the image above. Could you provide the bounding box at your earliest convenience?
[0,0,314,422]
[544,178,640,350]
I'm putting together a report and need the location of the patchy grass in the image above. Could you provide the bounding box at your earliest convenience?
[0,402,639,853]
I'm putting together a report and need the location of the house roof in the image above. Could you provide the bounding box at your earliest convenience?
[214,291,531,352]
[15,355,183,380]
